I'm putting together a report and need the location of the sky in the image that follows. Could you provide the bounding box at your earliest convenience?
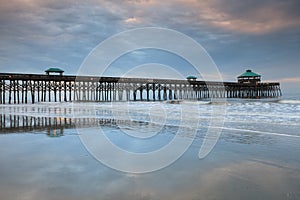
[0,0,299,92]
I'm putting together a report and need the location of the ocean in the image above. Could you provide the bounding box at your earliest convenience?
[0,93,299,200]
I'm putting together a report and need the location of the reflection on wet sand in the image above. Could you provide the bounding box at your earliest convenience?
[0,113,72,135]
[0,131,299,200]
[0,105,154,137]
[0,112,155,138]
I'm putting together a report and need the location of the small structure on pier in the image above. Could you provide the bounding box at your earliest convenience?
[45,68,64,76]
[186,75,197,81]
[238,69,261,84]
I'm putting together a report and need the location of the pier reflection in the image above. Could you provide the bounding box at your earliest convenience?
[0,105,153,137]
[0,113,129,136]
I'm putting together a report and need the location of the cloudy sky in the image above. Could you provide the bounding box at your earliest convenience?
[0,0,299,92]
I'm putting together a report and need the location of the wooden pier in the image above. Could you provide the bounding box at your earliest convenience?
[0,71,282,104]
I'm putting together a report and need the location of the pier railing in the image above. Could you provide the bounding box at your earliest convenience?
[0,73,282,104]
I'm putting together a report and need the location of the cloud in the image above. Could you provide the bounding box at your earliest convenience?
[0,0,299,87]
[269,77,300,83]
[83,0,300,35]
[156,0,300,34]
[0,0,126,73]
[124,17,141,24]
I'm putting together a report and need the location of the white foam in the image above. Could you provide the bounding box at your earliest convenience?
[279,100,300,104]
[219,126,300,138]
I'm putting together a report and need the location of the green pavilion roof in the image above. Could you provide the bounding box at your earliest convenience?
[186,75,197,79]
[238,70,261,78]
[45,68,64,73]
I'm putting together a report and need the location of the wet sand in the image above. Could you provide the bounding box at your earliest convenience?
[0,126,300,200]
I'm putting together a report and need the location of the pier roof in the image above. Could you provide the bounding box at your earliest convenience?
[45,68,64,73]
[186,75,197,80]
[238,70,261,78]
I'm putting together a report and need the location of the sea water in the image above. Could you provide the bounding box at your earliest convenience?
[0,94,299,200]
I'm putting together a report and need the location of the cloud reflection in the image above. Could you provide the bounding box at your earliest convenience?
[0,131,299,200]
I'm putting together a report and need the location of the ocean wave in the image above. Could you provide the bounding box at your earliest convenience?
[1,101,299,129]
[220,127,300,138]
[279,100,300,104]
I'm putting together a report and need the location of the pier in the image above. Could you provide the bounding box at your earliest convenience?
[0,69,282,104]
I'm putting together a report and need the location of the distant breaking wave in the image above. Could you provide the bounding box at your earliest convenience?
[279,100,300,104]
